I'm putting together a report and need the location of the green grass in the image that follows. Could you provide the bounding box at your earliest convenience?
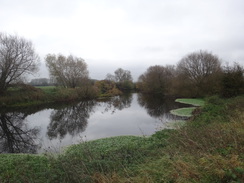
[35,86,57,94]
[176,98,205,106]
[35,86,56,89]
[170,107,196,117]
[0,131,172,183]
[0,154,51,183]
[1,96,244,182]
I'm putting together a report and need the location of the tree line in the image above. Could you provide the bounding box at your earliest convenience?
[137,50,244,98]
[0,32,243,98]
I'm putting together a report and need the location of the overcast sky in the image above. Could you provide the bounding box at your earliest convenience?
[1,0,244,81]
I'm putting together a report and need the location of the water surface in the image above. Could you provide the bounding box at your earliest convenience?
[0,93,186,153]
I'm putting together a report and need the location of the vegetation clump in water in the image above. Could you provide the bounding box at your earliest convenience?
[175,98,205,106]
[170,107,197,117]
[170,98,205,117]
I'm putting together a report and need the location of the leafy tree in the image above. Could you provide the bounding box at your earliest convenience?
[221,63,244,97]
[95,80,122,96]
[45,54,88,88]
[177,50,222,97]
[0,33,40,95]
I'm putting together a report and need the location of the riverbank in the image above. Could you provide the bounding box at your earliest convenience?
[1,95,244,182]
[0,85,99,108]
[0,85,128,109]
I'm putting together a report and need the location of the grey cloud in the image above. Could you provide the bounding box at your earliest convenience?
[1,0,244,80]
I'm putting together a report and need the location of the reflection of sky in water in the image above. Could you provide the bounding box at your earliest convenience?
[25,94,180,153]
[84,98,161,140]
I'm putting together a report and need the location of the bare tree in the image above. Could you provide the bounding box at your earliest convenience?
[177,50,222,96]
[137,65,175,95]
[0,33,40,95]
[105,73,115,82]
[45,54,89,88]
[113,68,134,90]
[114,68,132,82]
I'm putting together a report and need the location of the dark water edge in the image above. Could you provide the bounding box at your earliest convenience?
[0,93,189,154]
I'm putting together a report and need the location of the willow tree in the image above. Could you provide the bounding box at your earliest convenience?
[0,33,40,95]
[45,54,89,88]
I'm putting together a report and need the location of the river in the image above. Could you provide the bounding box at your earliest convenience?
[0,93,187,154]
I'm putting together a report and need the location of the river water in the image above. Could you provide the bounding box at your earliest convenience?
[0,93,187,154]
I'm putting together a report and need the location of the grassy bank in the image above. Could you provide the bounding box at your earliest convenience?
[1,95,244,182]
[0,85,127,108]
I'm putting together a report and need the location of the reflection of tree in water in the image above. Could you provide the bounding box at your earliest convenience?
[137,93,178,118]
[0,112,40,153]
[103,93,132,114]
[47,100,96,140]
